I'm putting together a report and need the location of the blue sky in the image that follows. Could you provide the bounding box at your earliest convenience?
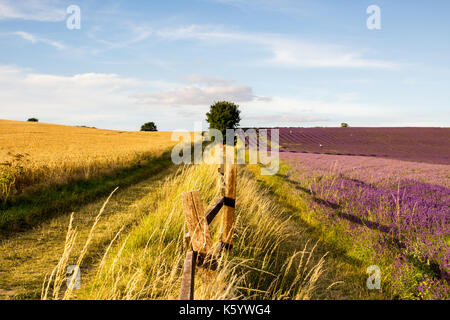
[0,0,449,131]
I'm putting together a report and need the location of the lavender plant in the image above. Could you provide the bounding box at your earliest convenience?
[281,151,450,299]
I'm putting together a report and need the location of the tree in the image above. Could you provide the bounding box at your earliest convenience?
[141,122,157,132]
[206,101,241,138]
[341,123,349,128]
[27,118,39,122]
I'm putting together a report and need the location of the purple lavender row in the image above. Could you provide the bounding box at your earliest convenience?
[280,151,450,299]
[277,127,450,165]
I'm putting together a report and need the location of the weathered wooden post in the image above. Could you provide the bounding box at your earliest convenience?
[181,191,213,255]
[179,142,237,299]
[220,163,237,251]
[179,251,197,300]
[179,191,213,300]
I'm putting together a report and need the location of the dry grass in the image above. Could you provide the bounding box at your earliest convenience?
[44,161,326,300]
[0,164,177,299]
[42,187,119,300]
[0,119,178,196]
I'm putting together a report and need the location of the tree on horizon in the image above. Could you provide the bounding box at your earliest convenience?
[141,122,158,132]
[206,101,241,138]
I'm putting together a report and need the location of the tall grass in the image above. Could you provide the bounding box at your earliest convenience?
[43,161,326,300]
[42,187,119,300]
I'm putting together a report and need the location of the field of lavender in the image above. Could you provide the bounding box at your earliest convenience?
[277,127,450,165]
[277,129,449,300]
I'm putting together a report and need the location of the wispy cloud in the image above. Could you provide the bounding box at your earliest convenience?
[183,74,235,86]
[84,22,396,69]
[211,0,312,16]
[0,0,66,22]
[91,24,154,49]
[12,31,65,49]
[266,41,396,69]
[155,25,397,69]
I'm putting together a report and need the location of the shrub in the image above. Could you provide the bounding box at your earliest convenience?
[206,101,241,137]
[141,122,157,132]
[27,118,39,122]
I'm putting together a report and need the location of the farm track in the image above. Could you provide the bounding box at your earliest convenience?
[0,164,178,299]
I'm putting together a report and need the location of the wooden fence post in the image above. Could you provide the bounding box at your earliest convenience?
[220,163,237,251]
[181,191,213,255]
[179,251,197,300]
[179,151,237,299]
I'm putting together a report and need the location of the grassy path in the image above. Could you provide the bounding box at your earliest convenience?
[72,163,390,300]
[0,152,172,234]
[0,164,177,299]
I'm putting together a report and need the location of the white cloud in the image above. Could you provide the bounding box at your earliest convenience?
[0,0,66,22]
[0,65,182,130]
[85,22,395,69]
[0,65,272,130]
[238,95,395,127]
[267,41,396,69]
[155,25,397,69]
[136,85,257,105]
[12,31,65,49]
[184,74,235,86]
[0,65,416,130]
[246,114,329,123]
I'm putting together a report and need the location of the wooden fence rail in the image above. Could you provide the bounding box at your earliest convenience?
[179,163,237,300]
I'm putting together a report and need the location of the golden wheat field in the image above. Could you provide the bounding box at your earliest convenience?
[0,119,178,195]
